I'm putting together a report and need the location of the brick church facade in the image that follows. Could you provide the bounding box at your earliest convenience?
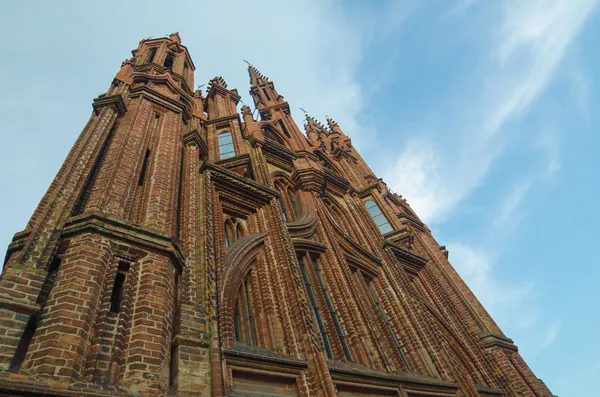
[0,34,553,397]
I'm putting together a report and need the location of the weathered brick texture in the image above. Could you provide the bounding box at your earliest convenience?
[0,33,552,397]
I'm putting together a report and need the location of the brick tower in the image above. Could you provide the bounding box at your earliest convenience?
[0,34,553,397]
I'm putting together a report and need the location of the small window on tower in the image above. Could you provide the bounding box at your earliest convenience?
[365,199,393,234]
[218,131,235,159]
[164,53,174,69]
[109,262,130,313]
[147,47,157,63]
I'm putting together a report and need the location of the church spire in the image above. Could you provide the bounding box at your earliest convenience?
[248,64,269,87]
[247,63,289,120]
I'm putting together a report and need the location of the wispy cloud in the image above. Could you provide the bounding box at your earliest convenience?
[540,324,560,350]
[446,243,535,312]
[385,0,597,224]
[493,181,532,230]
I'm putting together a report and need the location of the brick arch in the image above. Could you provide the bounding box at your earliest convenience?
[219,232,266,346]
[321,195,359,242]
[271,171,317,227]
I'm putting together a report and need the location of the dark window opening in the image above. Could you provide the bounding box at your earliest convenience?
[365,277,411,370]
[183,62,189,81]
[288,189,299,218]
[109,262,130,313]
[298,256,334,359]
[37,257,61,306]
[9,313,39,373]
[262,88,271,101]
[279,196,289,222]
[72,125,116,216]
[234,277,257,345]
[138,149,151,186]
[310,256,353,361]
[225,225,231,249]
[147,47,157,63]
[278,120,290,138]
[164,53,174,69]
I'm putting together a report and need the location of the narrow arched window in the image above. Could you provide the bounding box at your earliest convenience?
[288,189,299,218]
[365,200,393,234]
[225,225,231,249]
[164,53,174,69]
[236,224,244,240]
[279,196,289,222]
[109,262,130,313]
[183,62,189,81]
[147,47,157,63]
[218,131,235,159]
[234,277,257,345]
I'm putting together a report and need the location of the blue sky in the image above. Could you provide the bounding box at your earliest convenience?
[0,1,597,395]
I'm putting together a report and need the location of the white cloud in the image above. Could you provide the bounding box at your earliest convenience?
[493,181,531,229]
[385,0,596,224]
[540,324,560,350]
[446,243,535,312]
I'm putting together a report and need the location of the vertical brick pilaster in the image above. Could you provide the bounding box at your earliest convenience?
[142,112,182,234]
[121,253,176,395]
[21,233,112,380]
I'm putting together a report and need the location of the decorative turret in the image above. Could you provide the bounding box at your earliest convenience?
[131,32,195,92]
[205,76,241,119]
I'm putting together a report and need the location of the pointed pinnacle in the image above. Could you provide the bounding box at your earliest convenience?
[248,64,269,86]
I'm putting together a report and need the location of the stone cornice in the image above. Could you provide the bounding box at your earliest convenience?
[323,168,351,196]
[478,332,519,352]
[206,83,241,104]
[357,181,384,199]
[201,162,279,217]
[131,70,195,109]
[327,360,458,392]
[383,240,428,276]
[224,343,307,372]
[129,84,191,124]
[133,63,195,96]
[61,212,185,273]
[336,234,382,269]
[475,384,504,396]
[215,153,252,172]
[182,129,208,155]
[397,213,427,233]
[292,168,326,193]
[258,101,291,118]
[262,138,295,172]
[344,252,380,278]
[92,94,127,116]
[205,113,240,126]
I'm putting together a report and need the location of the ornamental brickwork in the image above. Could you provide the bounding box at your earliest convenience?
[0,34,553,397]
